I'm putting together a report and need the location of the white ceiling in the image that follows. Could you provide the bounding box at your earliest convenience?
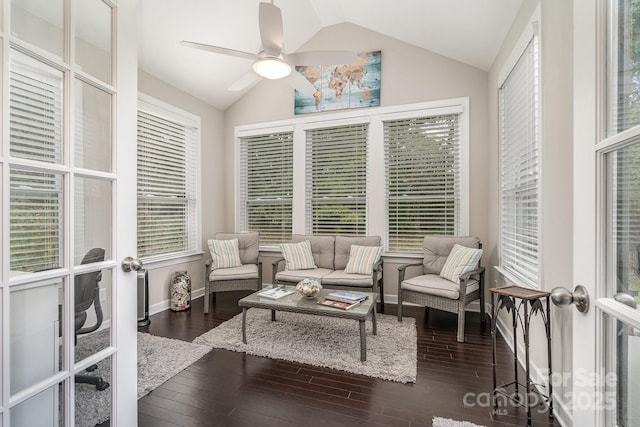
[138,0,523,110]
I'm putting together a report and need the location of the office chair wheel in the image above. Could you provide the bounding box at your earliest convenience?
[86,364,98,372]
[95,379,110,391]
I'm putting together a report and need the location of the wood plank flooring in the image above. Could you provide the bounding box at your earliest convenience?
[132,292,559,427]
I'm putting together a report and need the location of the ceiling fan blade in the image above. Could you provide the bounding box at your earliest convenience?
[286,69,317,98]
[259,2,283,55]
[180,40,257,61]
[286,50,358,66]
[228,70,262,92]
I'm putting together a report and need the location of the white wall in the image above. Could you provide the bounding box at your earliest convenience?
[138,70,225,311]
[488,1,573,423]
[224,22,491,301]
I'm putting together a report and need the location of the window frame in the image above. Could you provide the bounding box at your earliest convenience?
[136,93,202,265]
[235,98,470,252]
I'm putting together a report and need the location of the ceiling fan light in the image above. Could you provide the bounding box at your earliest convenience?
[253,57,291,79]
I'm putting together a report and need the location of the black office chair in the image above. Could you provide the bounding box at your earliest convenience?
[75,248,109,391]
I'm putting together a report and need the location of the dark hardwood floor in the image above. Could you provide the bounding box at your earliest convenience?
[134,292,559,427]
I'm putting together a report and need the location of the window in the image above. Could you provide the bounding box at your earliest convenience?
[239,131,293,245]
[137,96,200,260]
[499,31,540,285]
[306,123,368,235]
[236,99,469,250]
[385,114,461,252]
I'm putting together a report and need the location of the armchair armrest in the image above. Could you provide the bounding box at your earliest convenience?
[458,266,485,296]
[397,260,424,283]
[458,266,485,282]
[272,258,285,283]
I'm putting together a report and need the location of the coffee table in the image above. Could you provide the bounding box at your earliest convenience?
[238,285,377,361]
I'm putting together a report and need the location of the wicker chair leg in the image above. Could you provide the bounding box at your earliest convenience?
[397,290,403,321]
[456,302,466,342]
[204,281,210,314]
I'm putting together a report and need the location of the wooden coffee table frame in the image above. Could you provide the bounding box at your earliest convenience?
[238,285,377,362]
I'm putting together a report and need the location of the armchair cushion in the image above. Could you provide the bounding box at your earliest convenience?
[422,236,481,274]
[215,232,259,264]
[402,274,480,300]
[208,238,242,269]
[209,264,259,281]
[280,240,317,270]
[344,245,382,274]
[439,244,483,283]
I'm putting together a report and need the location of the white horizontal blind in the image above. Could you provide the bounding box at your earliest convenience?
[137,109,198,258]
[239,132,293,245]
[384,114,461,252]
[499,35,540,285]
[305,123,368,235]
[9,49,64,164]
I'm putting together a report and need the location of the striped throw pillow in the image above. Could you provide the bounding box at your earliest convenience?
[439,244,483,283]
[280,240,317,270]
[208,238,242,269]
[344,245,383,275]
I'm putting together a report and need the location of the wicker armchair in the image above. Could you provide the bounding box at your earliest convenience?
[397,236,485,342]
[204,232,262,314]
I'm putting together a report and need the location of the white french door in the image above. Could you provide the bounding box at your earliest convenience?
[574,0,640,426]
[0,0,138,425]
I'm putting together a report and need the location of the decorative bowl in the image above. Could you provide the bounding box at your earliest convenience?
[296,278,322,299]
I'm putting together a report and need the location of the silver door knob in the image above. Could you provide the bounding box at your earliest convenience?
[121,257,143,272]
[550,285,589,313]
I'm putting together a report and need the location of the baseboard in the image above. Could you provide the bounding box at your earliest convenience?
[148,287,205,317]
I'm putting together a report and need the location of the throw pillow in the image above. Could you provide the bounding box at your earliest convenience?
[439,244,483,283]
[280,240,317,270]
[344,245,383,275]
[208,238,242,269]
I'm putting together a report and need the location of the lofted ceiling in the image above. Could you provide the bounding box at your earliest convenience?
[138,0,524,110]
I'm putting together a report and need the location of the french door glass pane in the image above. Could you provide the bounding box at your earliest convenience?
[74,268,112,359]
[11,0,63,58]
[10,382,64,427]
[10,168,63,272]
[75,0,112,84]
[10,279,64,395]
[74,79,112,172]
[606,143,640,307]
[74,177,112,263]
[9,49,64,164]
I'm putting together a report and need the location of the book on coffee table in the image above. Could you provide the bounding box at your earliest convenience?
[325,290,369,304]
[317,298,362,310]
[258,287,294,300]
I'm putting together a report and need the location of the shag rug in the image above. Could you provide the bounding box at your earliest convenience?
[193,309,417,383]
[75,330,211,426]
[432,417,486,427]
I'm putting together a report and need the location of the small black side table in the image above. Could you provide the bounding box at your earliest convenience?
[490,285,553,426]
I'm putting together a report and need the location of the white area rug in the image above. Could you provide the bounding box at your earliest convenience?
[432,417,486,427]
[193,309,417,383]
[75,330,211,426]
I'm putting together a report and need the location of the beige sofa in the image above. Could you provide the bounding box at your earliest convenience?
[272,234,384,311]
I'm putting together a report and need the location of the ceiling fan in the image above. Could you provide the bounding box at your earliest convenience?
[180,1,357,96]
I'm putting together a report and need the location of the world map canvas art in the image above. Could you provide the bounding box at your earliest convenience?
[294,50,381,115]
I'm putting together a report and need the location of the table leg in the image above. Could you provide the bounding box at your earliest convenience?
[242,307,248,344]
[491,293,498,410]
[512,298,519,401]
[372,306,378,335]
[359,320,367,362]
[524,301,532,427]
[271,309,276,321]
[546,296,554,418]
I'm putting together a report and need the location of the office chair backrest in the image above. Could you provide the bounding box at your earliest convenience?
[75,248,105,314]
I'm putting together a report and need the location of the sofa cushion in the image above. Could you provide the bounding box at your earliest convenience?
[335,235,381,270]
[216,232,259,264]
[440,244,483,283]
[292,234,335,269]
[422,236,480,275]
[209,264,258,281]
[323,270,374,287]
[280,240,316,270]
[208,238,242,269]
[344,245,382,274]
[401,274,479,300]
[275,268,333,284]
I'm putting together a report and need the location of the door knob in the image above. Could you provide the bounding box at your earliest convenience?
[550,285,589,313]
[121,257,143,272]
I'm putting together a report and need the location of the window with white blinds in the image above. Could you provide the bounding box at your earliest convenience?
[239,132,294,245]
[499,35,540,285]
[137,98,200,260]
[306,123,368,235]
[385,114,461,252]
[8,50,64,272]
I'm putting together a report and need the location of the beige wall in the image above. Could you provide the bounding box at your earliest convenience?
[225,22,491,302]
[488,0,573,423]
[138,70,225,312]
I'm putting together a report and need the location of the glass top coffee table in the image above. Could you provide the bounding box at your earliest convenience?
[238,285,377,362]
